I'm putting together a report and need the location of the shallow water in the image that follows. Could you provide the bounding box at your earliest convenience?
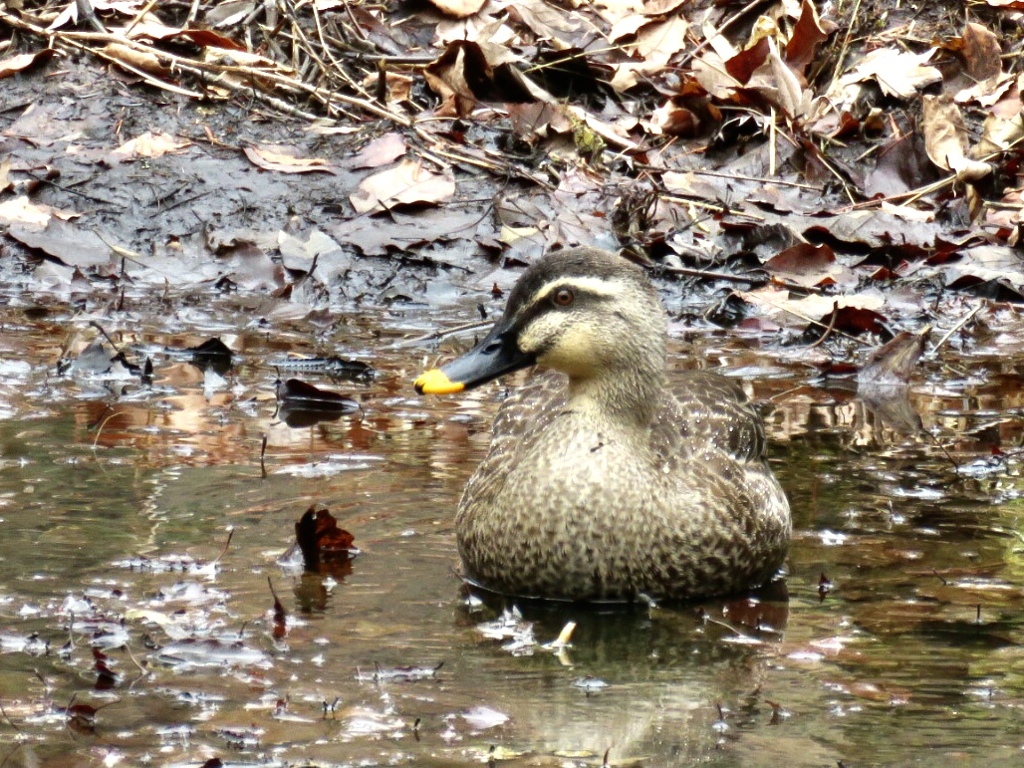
[2,289,1024,768]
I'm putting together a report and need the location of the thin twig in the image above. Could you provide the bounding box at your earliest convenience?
[123,0,158,37]
[394,319,492,348]
[807,300,839,348]
[928,302,984,357]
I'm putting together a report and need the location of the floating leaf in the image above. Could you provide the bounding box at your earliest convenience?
[276,378,360,427]
[293,505,358,572]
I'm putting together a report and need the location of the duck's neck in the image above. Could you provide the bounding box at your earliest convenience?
[566,362,666,429]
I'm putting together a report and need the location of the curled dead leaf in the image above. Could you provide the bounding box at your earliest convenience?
[0,49,54,78]
[100,42,170,77]
[922,95,992,183]
[974,111,1024,158]
[243,145,335,174]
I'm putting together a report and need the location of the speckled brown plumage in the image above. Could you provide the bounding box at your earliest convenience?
[446,247,791,602]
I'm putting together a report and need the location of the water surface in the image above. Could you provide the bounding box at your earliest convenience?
[1,289,1024,767]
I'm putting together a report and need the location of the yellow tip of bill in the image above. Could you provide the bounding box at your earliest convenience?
[414,368,465,395]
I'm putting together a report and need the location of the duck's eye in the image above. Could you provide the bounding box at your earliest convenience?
[552,288,575,307]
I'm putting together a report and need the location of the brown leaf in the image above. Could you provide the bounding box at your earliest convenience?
[184,28,246,50]
[7,220,110,267]
[960,22,1002,81]
[268,577,287,640]
[764,243,839,287]
[424,40,544,117]
[349,159,456,214]
[740,288,887,329]
[109,131,192,161]
[0,195,78,227]
[955,71,1014,107]
[275,378,360,413]
[0,49,53,78]
[631,15,690,65]
[509,0,585,39]
[862,133,936,198]
[823,305,890,336]
[243,145,336,174]
[767,42,812,120]
[692,50,741,98]
[922,95,991,182]
[100,42,170,77]
[350,132,407,169]
[785,0,836,73]
[725,37,769,84]
[974,110,1024,158]
[294,506,357,572]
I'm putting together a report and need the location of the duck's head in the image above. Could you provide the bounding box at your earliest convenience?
[415,247,666,395]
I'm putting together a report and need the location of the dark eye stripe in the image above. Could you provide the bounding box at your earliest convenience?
[508,284,611,337]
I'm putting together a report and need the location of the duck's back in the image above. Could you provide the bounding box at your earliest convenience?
[455,370,791,601]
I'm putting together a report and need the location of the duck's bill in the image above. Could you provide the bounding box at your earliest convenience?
[414,326,534,395]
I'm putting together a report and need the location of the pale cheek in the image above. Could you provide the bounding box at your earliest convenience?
[518,318,561,356]
[537,329,596,376]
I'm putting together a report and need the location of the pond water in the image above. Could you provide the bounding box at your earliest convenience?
[2,284,1024,768]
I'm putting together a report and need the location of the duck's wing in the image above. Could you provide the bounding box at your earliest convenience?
[667,370,768,464]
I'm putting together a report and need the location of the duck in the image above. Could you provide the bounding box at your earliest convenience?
[414,246,790,602]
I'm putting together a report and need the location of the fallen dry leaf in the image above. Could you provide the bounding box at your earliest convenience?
[0,49,53,78]
[764,243,841,288]
[842,47,941,99]
[350,132,407,169]
[959,22,1002,81]
[243,145,336,174]
[349,159,456,214]
[7,219,111,268]
[424,38,550,117]
[0,196,80,227]
[642,0,688,14]
[785,0,837,73]
[955,72,1015,107]
[765,39,814,120]
[100,42,170,77]
[740,287,886,328]
[974,110,1024,158]
[110,131,192,161]
[509,0,584,41]
[922,95,991,183]
[858,329,929,388]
